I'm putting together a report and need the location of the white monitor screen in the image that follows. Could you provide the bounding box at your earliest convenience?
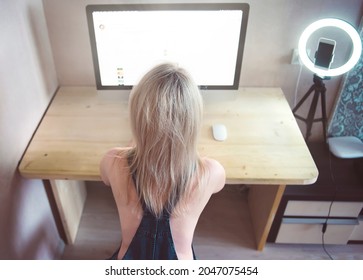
[86,4,249,90]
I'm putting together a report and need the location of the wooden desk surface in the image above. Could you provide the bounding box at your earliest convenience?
[19,86,318,185]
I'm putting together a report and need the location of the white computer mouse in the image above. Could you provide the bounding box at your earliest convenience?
[212,124,227,141]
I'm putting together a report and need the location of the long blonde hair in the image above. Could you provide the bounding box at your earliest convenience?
[127,63,204,217]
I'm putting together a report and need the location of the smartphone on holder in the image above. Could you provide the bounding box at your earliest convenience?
[314,38,336,70]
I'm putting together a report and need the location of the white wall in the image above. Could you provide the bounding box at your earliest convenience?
[42,0,363,141]
[0,0,61,259]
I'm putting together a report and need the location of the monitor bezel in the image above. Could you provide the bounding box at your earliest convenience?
[86,3,249,90]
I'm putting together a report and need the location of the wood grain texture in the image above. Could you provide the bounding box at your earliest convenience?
[19,87,318,185]
[18,87,318,249]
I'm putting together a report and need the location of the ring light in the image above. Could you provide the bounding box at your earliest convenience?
[298,18,362,77]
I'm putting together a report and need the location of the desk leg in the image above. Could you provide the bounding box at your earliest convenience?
[248,184,286,251]
[50,180,87,244]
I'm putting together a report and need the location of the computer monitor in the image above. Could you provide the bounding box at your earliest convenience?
[86,3,249,91]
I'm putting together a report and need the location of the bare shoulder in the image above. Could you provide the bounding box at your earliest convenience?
[201,157,226,194]
[100,147,131,186]
[100,147,129,167]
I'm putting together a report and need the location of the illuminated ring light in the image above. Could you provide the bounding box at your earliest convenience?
[298,18,362,77]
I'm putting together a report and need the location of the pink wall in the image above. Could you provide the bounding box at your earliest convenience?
[0,0,61,259]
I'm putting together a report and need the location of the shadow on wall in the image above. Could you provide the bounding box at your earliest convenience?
[0,171,62,260]
[0,1,61,260]
[26,3,58,98]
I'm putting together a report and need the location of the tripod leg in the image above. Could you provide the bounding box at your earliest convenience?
[305,89,320,141]
[292,84,315,113]
[292,75,329,141]
[320,88,327,142]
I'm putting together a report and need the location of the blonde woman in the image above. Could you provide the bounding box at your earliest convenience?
[100,63,225,260]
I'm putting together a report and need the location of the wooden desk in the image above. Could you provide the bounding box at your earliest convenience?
[19,86,318,250]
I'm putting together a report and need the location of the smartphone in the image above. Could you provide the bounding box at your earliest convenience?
[314,38,336,70]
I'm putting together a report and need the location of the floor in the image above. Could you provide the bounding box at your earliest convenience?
[61,182,363,260]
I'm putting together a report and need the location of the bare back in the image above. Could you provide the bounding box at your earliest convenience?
[100,147,225,260]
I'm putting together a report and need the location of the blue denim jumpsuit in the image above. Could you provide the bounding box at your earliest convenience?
[109,163,196,260]
[109,203,196,260]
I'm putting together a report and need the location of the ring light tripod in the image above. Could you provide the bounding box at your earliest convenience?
[295,18,362,142]
[292,74,329,142]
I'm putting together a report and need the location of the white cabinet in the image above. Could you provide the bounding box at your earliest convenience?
[284,201,363,217]
[275,200,363,244]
